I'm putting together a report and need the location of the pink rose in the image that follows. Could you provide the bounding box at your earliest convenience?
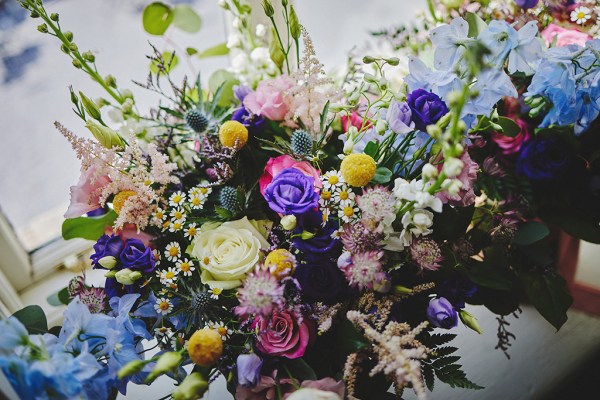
[64,167,111,218]
[259,155,321,196]
[254,311,315,359]
[436,151,478,207]
[244,76,294,121]
[491,118,532,156]
[541,23,591,47]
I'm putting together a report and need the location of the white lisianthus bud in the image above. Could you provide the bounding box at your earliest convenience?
[98,256,117,270]
[115,268,143,285]
[343,139,355,155]
[442,158,464,178]
[226,33,242,49]
[426,124,442,138]
[446,90,463,107]
[122,98,134,114]
[255,24,267,37]
[421,163,438,180]
[376,119,387,134]
[232,17,242,29]
[347,126,359,140]
[280,215,297,230]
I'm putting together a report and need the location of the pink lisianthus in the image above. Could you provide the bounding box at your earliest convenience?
[541,23,591,47]
[253,310,315,359]
[259,155,321,196]
[436,151,478,207]
[105,224,155,247]
[491,118,532,156]
[244,75,294,121]
[340,111,371,132]
[64,167,111,218]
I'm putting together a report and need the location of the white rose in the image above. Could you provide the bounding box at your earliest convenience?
[287,388,341,400]
[190,217,270,289]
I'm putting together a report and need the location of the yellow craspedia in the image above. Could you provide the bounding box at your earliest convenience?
[187,328,223,367]
[264,249,297,280]
[340,153,377,187]
[219,120,248,149]
[112,190,136,215]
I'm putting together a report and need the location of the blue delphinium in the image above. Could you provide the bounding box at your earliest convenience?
[429,17,469,71]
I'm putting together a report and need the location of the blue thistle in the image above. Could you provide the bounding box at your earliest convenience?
[185,109,209,133]
[290,130,312,156]
[219,186,240,212]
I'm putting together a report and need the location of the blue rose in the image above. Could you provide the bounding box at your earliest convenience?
[264,168,319,215]
[406,89,449,131]
[120,239,155,273]
[516,137,573,181]
[293,211,342,259]
[427,297,458,329]
[294,259,346,304]
[90,234,124,269]
[236,353,263,387]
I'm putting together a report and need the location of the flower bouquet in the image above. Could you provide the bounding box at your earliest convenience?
[2,0,598,399]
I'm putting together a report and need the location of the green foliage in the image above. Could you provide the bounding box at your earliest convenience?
[432,204,474,241]
[150,51,179,74]
[514,221,550,246]
[47,287,71,307]
[208,69,239,107]
[172,4,202,33]
[363,141,378,158]
[142,2,174,35]
[195,43,230,59]
[541,211,600,244]
[517,270,572,331]
[372,167,392,184]
[495,116,521,137]
[466,12,487,38]
[62,210,117,241]
[12,305,48,335]
[281,358,317,381]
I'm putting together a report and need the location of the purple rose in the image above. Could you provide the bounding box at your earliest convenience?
[295,260,346,304]
[386,100,415,134]
[236,353,263,387]
[90,234,124,269]
[406,89,449,131]
[514,0,539,9]
[427,297,458,329]
[516,137,573,182]
[120,239,155,273]
[293,211,342,259]
[264,168,319,215]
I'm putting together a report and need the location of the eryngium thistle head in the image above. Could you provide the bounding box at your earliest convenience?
[185,109,209,133]
[290,130,312,156]
[191,291,211,313]
[219,186,240,211]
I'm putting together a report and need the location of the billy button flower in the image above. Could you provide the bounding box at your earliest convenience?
[340,154,376,187]
[219,120,248,149]
[112,190,136,214]
[187,328,223,367]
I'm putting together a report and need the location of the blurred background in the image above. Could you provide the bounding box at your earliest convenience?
[1,0,600,399]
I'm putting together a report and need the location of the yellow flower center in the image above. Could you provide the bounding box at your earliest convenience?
[112,190,136,215]
[203,257,210,265]
[174,211,184,219]
[339,190,349,200]
[156,211,164,219]
[191,197,201,206]
[163,221,171,229]
[328,175,339,185]
[144,179,152,186]
[169,247,179,257]
[211,287,222,295]
[343,206,355,217]
[578,11,586,19]
[217,327,228,336]
[180,263,190,272]
[172,195,183,204]
[159,301,170,311]
[187,227,197,236]
[166,271,175,279]
[200,187,209,195]
[172,222,182,230]
[321,190,332,200]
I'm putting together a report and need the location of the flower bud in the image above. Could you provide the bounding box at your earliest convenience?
[426,124,442,138]
[421,163,438,180]
[299,230,316,240]
[393,285,413,295]
[363,73,377,83]
[255,24,267,37]
[30,10,40,18]
[384,57,400,66]
[82,51,95,62]
[117,359,145,380]
[79,91,102,121]
[72,59,82,69]
[172,372,209,400]
[122,98,134,114]
[347,126,359,139]
[343,139,354,155]
[122,89,134,99]
[289,5,300,40]
[362,56,376,64]
[376,119,387,134]
[280,215,297,230]
[37,23,48,33]
[105,270,117,278]
[85,121,124,149]
[442,158,464,178]
[68,43,78,53]
[98,256,117,270]
[446,90,462,107]
[115,268,143,285]
[104,74,117,88]
[446,179,462,195]
[459,309,482,334]
[50,13,59,21]
[262,0,274,17]
[145,352,183,383]
[64,31,74,41]
[217,0,228,9]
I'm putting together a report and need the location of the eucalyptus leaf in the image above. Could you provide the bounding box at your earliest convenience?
[363,141,378,158]
[62,210,117,241]
[196,43,230,59]
[142,2,174,36]
[372,166,392,184]
[208,69,239,107]
[12,305,48,335]
[47,287,71,307]
[495,116,521,137]
[172,4,202,33]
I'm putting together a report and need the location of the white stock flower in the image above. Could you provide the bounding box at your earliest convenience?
[442,157,464,178]
[255,24,267,37]
[227,33,242,49]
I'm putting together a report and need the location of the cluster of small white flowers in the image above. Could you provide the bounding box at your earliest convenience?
[320,170,360,224]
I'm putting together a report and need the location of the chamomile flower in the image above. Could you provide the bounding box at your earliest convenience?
[169,207,187,221]
[322,170,345,190]
[207,321,232,341]
[189,195,205,210]
[190,185,212,199]
[170,332,188,349]
[176,259,196,276]
[571,6,591,25]
[154,297,173,315]
[209,286,222,300]
[162,220,171,232]
[159,267,179,285]
[153,249,162,266]
[339,204,359,223]
[332,185,356,205]
[319,188,333,207]
[184,223,199,240]
[169,191,186,207]
[154,326,173,337]
[153,207,167,222]
[165,242,182,262]
[169,219,185,232]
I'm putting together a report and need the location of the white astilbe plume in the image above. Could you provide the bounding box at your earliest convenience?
[284,27,340,136]
[56,122,179,230]
[346,310,430,400]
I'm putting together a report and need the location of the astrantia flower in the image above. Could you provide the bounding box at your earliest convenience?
[78,286,107,313]
[357,186,397,228]
[184,223,198,240]
[338,250,385,291]
[235,268,284,317]
[571,6,592,25]
[164,242,182,262]
[340,220,384,253]
[176,258,195,276]
[409,238,443,272]
[169,191,186,207]
[155,297,173,315]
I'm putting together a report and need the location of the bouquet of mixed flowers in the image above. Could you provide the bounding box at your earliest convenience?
[2,0,599,399]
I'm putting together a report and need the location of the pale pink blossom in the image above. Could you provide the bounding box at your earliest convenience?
[65,166,111,218]
[436,151,478,207]
[541,23,591,47]
[244,75,294,121]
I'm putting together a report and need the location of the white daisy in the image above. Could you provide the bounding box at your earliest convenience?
[161,220,171,232]
[332,186,356,204]
[207,321,232,341]
[338,204,359,223]
[154,297,173,315]
[571,6,591,25]
[154,326,173,337]
[322,170,345,190]
[153,207,167,222]
[176,258,195,276]
[159,267,179,285]
[183,223,199,240]
[168,219,185,232]
[164,242,181,262]
[169,191,186,207]
[169,207,187,221]
[209,286,223,300]
[189,195,205,210]
[319,188,333,207]
[152,249,162,266]
[190,185,212,199]
[170,332,188,349]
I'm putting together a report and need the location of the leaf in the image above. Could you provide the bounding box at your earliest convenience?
[62,210,117,241]
[363,141,378,158]
[372,167,392,184]
[517,270,572,331]
[422,363,435,392]
[142,2,174,36]
[429,333,456,346]
[150,52,179,74]
[466,12,487,38]
[514,221,550,246]
[48,326,62,336]
[281,358,317,381]
[208,69,239,107]
[47,287,71,307]
[12,305,48,335]
[432,204,475,241]
[433,346,459,357]
[495,116,521,137]
[172,4,202,33]
[186,47,198,56]
[196,43,230,59]
[540,211,600,244]
[461,261,513,291]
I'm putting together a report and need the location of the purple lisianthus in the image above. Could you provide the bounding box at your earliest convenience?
[293,211,342,259]
[427,297,458,329]
[234,85,253,102]
[236,353,263,387]
[90,234,124,269]
[386,100,415,134]
[516,137,572,181]
[232,106,265,130]
[104,277,145,299]
[294,260,346,304]
[264,168,319,215]
[120,239,155,273]
[514,0,539,9]
[406,88,449,131]
[438,275,477,309]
